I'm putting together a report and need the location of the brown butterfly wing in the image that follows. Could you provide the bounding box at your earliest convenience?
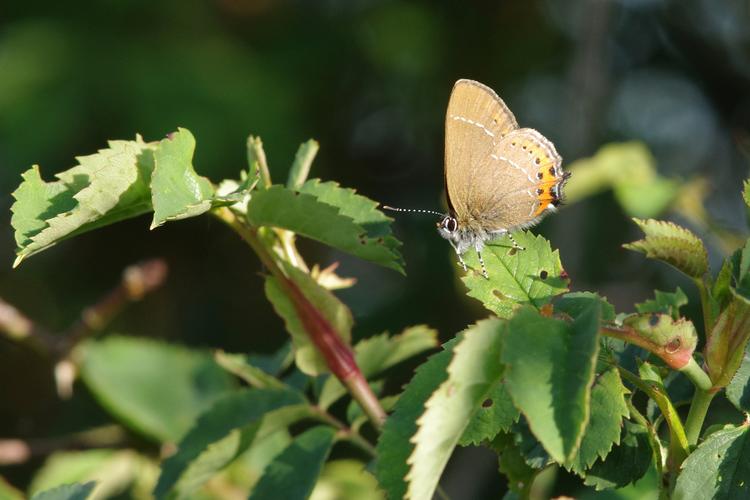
[445,80,518,218]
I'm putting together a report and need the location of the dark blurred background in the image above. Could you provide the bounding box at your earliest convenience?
[1,0,749,497]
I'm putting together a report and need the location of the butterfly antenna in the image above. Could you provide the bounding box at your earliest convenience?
[381,205,444,217]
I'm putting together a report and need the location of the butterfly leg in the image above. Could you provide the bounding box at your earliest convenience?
[507,233,525,251]
[450,243,468,272]
[476,250,489,279]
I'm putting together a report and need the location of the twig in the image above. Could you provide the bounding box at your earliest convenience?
[60,259,168,354]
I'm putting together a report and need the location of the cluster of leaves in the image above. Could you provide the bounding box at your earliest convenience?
[8,130,750,500]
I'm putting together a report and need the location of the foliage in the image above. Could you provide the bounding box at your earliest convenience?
[7,130,750,499]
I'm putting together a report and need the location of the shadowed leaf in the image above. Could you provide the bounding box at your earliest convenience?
[249,427,336,500]
[674,424,750,500]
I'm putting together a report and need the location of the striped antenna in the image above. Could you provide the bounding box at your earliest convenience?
[381,205,445,217]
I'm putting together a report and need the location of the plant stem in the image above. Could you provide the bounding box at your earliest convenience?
[308,406,376,456]
[617,366,689,470]
[695,278,713,340]
[684,387,717,447]
[213,207,387,429]
[626,400,664,479]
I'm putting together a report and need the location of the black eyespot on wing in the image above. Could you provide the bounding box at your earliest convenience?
[536,188,544,195]
[548,166,556,176]
[537,172,544,180]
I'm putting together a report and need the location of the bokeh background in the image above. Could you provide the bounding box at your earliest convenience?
[2,0,749,497]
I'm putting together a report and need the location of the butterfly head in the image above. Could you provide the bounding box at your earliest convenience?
[437,215,458,240]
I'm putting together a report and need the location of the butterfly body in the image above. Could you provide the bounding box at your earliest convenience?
[439,79,569,276]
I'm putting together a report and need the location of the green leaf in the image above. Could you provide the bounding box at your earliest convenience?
[0,476,23,500]
[706,290,750,387]
[743,180,750,209]
[726,346,750,412]
[298,179,396,239]
[249,426,336,500]
[214,351,288,390]
[712,258,735,317]
[461,232,569,318]
[30,483,96,500]
[636,287,688,320]
[78,336,235,443]
[247,184,404,273]
[564,142,678,217]
[623,218,708,279]
[406,319,505,500]
[491,432,537,496]
[318,324,438,408]
[375,338,459,500]
[154,388,306,499]
[735,239,750,297]
[12,138,153,267]
[555,292,616,322]
[674,424,750,500]
[584,422,652,491]
[265,262,353,376]
[287,140,319,190]
[310,460,384,500]
[150,128,214,229]
[29,450,156,500]
[566,368,629,474]
[458,381,519,446]
[169,424,258,499]
[501,304,600,464]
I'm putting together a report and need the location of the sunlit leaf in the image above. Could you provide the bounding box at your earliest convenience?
[705,290,750,388]
[11,138,153,267]
[623,218,708,279]
[406,319,505,500]
[501,304,600,464]
[247,184,404,273]
[564,142,678,217]
[287,140,319,190]
[29,450,156,500]
[249,426,336,500]
[461,232,569,318]
[150,128,214,229]
[375,338,458,500]
[310,460,384,500]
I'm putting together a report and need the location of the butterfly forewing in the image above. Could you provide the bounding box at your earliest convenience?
[445,79,519,221]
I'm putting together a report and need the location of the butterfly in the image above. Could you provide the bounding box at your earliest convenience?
[386,79,569,278]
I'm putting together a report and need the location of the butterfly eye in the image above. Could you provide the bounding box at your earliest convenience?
[443,217,458,232]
